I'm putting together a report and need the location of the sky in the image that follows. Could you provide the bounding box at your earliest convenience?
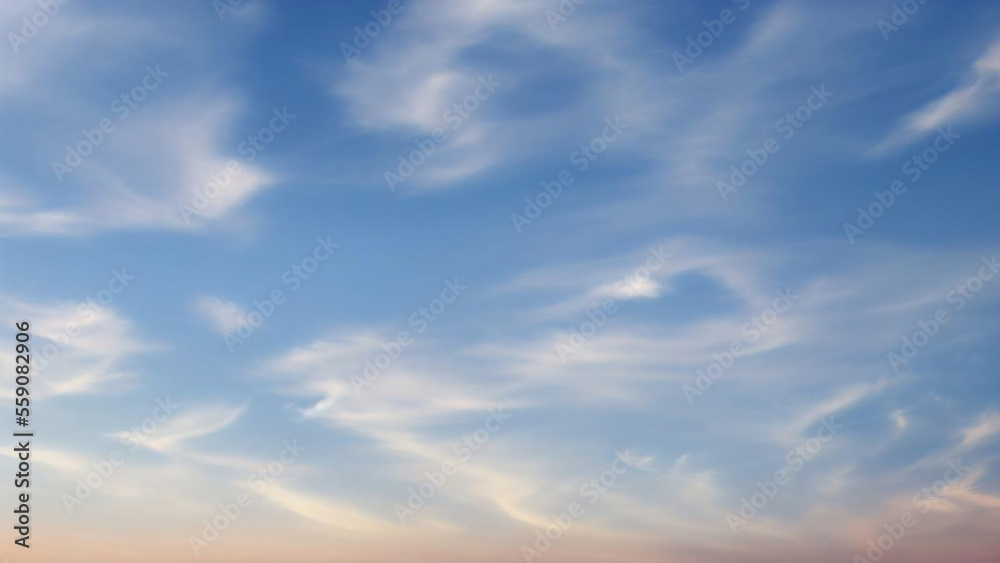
[0,0,999,561]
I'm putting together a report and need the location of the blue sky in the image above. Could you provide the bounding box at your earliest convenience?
[1,0,999,561]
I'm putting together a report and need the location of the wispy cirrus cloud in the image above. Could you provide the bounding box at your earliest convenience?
[0,2,275,237]
[0,298,155,397]
[875,37,1000,153]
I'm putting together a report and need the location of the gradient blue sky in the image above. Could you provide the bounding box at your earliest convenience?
[1,0,999,561]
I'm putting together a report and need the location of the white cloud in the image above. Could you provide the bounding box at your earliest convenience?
[0,95,273,236]
[334,0,648,190]
[0,298,156,397]
[773,380,889,444]
[258,483,393,535]
[958,410,1000,450]
[194,295,248,335]
[0,3,275,237]
[891,409,908,432]
[111,404,246,456]
[876,37,1000,152]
